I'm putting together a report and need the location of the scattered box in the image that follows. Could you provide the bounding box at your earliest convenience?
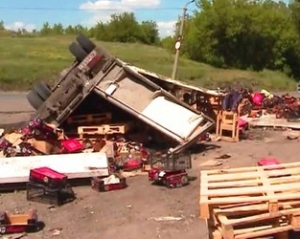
[91,174,127,192]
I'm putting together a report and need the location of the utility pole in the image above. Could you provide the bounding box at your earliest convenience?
[171,0,195,80]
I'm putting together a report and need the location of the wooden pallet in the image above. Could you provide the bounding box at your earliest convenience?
[211,223,290,239]
[200,162,300,219]
[245,114,300,130]
[67,113,112,125]
[77,123,132,135]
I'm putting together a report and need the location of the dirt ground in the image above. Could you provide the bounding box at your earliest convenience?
[1,93,300,239]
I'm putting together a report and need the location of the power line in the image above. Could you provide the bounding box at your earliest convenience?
[0,6,182,11]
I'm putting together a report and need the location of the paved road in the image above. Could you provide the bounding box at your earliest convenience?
[0,92,33,128]
[0,92,33,113]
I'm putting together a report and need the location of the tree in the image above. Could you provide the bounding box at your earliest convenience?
[161,36,175,50]
[90,22,109,41]
[65,25,75,35]
[52,23,64,35]
[40,22,52,35]
[0,20,4,31]
[106,12,142,43]
[140,21,159,45]
[290,0,300,36]
[73,24,87,35]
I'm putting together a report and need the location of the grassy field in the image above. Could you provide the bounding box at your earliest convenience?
[0,35,296,91]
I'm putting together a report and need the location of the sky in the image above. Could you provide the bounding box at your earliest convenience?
[0,0,198,37]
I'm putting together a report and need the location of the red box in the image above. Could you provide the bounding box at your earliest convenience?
[257,158,284,170]
[257,158,289,178]
[60,139,83,153]
[29,167,68,189]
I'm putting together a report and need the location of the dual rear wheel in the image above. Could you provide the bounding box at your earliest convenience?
[27,34,96,110]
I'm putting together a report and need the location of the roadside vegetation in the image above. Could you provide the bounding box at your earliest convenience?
[1,0,300,91]
[0,36,295,91]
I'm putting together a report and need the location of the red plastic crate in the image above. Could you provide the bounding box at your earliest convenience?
[60,139,83,153]
[29,167,68,189]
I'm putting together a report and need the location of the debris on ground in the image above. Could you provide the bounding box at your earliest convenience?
[147,216,183,221]
[49,228,62,236]
[284,130,300,140]
[199,159,223,167]
[214,153,231,159]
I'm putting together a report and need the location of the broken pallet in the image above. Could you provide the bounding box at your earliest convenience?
[67,113,112,125]
[211,207,300,239]
[211,223,291,239]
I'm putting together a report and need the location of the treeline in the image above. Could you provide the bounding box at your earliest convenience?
[163,0,300,80]
[0,12,160,45]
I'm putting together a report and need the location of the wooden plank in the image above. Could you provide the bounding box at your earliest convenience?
[235,225,292,239]
[202,168,299,182]
[202,181,300,197]
[257,167,278,213]
[203,161,300,174]
[213,200,300,215]
[0,152,109,184]
[206,174,300,189]
[218,207,300,227]
[203,192,300,204]
[203,170,300,186]
[200,171,210,218]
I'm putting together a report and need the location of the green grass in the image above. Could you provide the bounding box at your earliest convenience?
[0,35,296,91]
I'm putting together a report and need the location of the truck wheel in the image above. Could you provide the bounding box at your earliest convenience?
[27,90,44,110]
[76,34,96,53]
[181,175,189,185]
[69,42,88,62]
[165,180,171,188]
[34,82,51,101]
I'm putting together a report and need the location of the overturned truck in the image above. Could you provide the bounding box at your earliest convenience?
[27,35,215,154]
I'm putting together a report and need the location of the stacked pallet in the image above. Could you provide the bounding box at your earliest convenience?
[199,162,300,239]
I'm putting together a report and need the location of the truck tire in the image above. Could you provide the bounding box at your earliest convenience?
[27,90,44,110]
[76,34,96,53]
[181,175,188,185]
[34,82,51,101]
[69,42,88,62]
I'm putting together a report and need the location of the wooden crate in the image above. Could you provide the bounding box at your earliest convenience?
[77,123,132,135]
[215,111,239,142]
[67,113,112,125]
[199,162,300,219]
